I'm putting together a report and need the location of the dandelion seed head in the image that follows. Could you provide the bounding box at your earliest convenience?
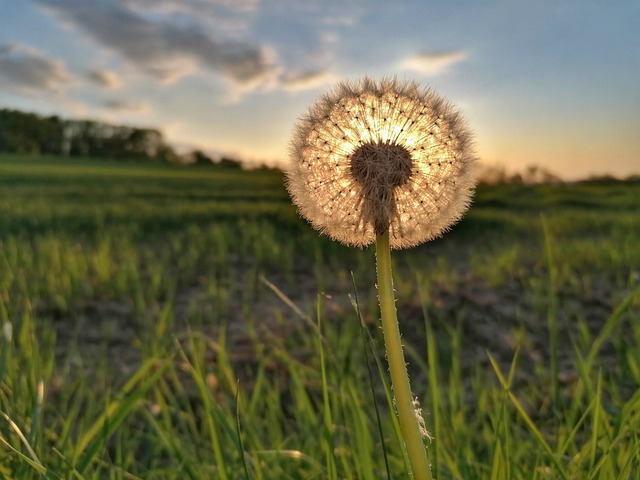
[287,77,477,249]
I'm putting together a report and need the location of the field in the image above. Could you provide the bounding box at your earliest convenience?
[1,153,639,479]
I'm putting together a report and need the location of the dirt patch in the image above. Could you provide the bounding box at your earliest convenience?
[45,260,638,403]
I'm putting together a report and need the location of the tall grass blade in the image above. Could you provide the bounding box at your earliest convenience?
[350,272,391,480]
[317,295,338,480]
[177,337,230,480]
[74,359,168,473]
[585,287,639,371]
[362,310,411,474]
[488,352,569,480]
[235,383,252,480]
[588,370,603,473]
[142,409,199,480]
[0,413,47,475]
[424,317,440,478]
[261,275,320,336]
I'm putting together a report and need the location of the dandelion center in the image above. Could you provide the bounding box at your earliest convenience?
[349,141,414,234]
[350,141,413,189]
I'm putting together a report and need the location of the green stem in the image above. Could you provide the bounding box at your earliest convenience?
[375,230,432,480]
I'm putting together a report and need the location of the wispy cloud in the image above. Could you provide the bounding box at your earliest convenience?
[125,0,259,16]
[0,43,71,94]
[280,69,336,92]
[33,0,349,102]
[36,0,278,88]
[87,69,123,89]
[400,50,468,76]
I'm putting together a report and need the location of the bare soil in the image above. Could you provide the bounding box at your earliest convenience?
[48,259,639,402]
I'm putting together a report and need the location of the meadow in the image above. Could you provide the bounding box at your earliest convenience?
[0,153,639,479]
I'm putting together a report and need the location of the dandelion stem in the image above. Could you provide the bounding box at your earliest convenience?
[376,230,432,480]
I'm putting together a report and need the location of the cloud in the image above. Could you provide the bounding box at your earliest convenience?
[213,0,259,13]
[0,43,71,94]
[36,0,278,88]
[125,0,259,16]
[280,69,336,92]
[401,50,468,76]
[87,69,123,89]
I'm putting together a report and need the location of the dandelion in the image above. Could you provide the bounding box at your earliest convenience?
[287,77,477,249]
[287,77,477,480]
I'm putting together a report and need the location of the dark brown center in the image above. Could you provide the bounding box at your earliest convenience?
[349,141,414,234]
[350,142,413,189]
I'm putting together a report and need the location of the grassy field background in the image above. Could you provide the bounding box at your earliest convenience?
[0,153,639,479]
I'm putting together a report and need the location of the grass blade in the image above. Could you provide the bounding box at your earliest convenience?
[488,352,569,480]
[74,359,168,473]
[350,272,391,480]
[235,383,252,480]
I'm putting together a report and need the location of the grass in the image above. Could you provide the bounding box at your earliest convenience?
[0,152,639,478]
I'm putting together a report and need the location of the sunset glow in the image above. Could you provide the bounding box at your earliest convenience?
[1,1,638,179]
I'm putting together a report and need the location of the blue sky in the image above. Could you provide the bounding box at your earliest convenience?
[1,0,638,179]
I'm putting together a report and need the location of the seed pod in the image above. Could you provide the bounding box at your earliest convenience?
[287,77,478,249]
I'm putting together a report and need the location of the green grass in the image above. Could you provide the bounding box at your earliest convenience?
[0,153,639,478]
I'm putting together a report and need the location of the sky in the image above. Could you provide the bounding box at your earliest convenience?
[0,0,638,179]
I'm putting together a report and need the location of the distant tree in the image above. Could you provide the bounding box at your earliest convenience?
[522,165,561,184]
[626,174,640,183]
[0,107,189,164]
[190,149,213,166]
[218,157,242,169]
[477,164,518,184]
[67,120,96,156]
[253,163,283,173]
[579,174,621,185]
[155,144,181,164]
[478,163,561,185]
[64,120,175,161]
[126,128,164,159]
[0,109,64,154]
[40,115,64,155]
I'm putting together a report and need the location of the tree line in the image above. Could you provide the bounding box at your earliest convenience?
[0,108,209,165]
